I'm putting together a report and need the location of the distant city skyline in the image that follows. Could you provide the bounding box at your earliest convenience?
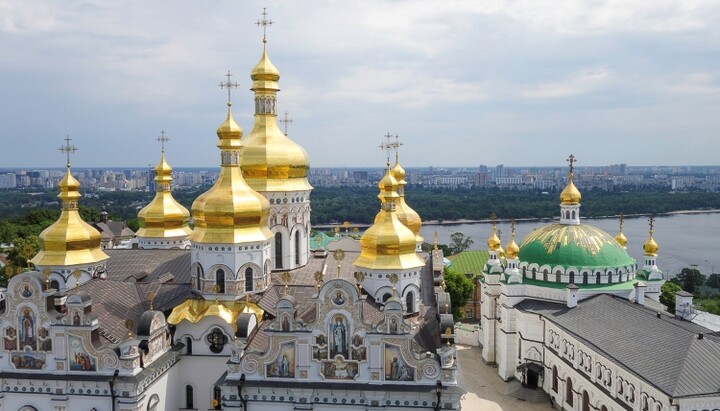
[2,1,720,168]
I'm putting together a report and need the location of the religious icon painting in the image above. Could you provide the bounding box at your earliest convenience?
[315,334,327,346]
[352,346,366,361]
[18,308,36,350]
[69,335,97,371]
[4,326,17,351]
[332,290,347,306]
[11,348,46,370]
[352,334,363,347]
[20,284,32,298]
[266,342,295,378]
[312,345,328,361]
[384,344,414,381]
[329,315,349,359]
[38,327,52,352]
[321,357,359,380]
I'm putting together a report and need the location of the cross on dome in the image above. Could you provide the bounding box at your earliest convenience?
[256,7,273,43]
[59,135,77,168]
[280,111,293,136]
[380,132,395,164]
[648,216,655,234]
[157,130,170,153]
[219,70,240,105]
[566,154,577,173]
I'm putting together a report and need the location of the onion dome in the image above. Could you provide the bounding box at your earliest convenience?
[615,217,628,249]
[487,224,501,251]
[390,156,423,244]
[560,171,582,205]
[518,223,635,269]
[643,229,659,257]
[240,43,311,193]
[189,104,272,244]
[505,224,520,259]
[32,167,108,266]
[354,166,424,270]
[136,152,192,238]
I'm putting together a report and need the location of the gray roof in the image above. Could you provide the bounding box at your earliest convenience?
[516,295,720,398]
[105,249,192,283]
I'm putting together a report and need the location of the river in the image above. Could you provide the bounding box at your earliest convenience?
[420,212,720,279]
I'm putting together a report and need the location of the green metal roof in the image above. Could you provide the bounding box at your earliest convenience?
[518,223,635,270]
[447,250,489,277]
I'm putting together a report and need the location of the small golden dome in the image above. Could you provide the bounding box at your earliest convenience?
[505,232,519,259]
[189,105,272,244]
[643,234,658,256]
[389,158,423,243]
[391,161,406,183]
[32,167,108,267]
[136,153,192,239]
[354,168,424,270]
[241,45,311,193]
[560,172,582,205]
[615,231,628,248]
[487,225,501,251]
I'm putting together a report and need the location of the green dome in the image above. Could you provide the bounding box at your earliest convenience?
[518,223,635,270]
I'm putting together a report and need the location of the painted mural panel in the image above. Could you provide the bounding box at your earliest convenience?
[69,335,97,371]
[321,357,359,380]
[18,308,36,350]
[11,348,46,370]
[329,314,348,358]
[384,344,415,381]
[4,326,17,351]
[266,342,295,378]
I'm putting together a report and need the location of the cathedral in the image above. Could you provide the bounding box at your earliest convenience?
[0,11,460,411]
[479,158,720,410]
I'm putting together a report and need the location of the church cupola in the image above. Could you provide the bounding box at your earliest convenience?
[31,137,109,290]
[504,220,522,284]
[615,214,628,249]
[353,146,424,312]
[189,77,273,300]
[559,154,581,225]
[239,9,312,272]
[136,131,192,249]
[641,216,662,280]
[386,134,424,251]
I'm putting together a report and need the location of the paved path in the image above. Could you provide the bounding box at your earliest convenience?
[457,345,555,410]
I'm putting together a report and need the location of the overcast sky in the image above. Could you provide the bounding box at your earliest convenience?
[1,1,719,169]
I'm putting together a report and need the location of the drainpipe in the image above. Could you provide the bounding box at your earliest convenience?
[109,369,119,411]
[237,373,248,411]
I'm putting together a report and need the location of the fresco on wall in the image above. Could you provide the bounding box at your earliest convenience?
[330,315,348,358]
[4,326,17,351]
[18,308,36,350]
[321,357,359,380]
[266,342,295,378]
[38,327,52,352]
[384,344,414,381]
[69,335,97,371]
[11,348,46,370]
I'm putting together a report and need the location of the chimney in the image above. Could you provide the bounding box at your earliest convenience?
[698,333,704,340]
[566,283,579,308]
[634,282,646,305]
[675,291,694,320]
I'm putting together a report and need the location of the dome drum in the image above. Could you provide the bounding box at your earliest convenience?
[517,262,636,286]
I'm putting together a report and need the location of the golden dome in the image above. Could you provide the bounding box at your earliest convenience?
[31,167,108,267]
[354,168,424,270]
[560,172,582,205]
[615,231,628,249]
[643,233,658,256]
[390,158,423,244]
[505,224,519,259]
[240,44,311,193]
[136,153,192,239]
[487,224,501,251]
[189,104,272,244]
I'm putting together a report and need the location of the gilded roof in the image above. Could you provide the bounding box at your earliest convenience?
[136,153,191,239]
[167,299,263,329]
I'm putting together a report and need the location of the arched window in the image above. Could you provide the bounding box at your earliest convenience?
[185,337,193,355]
[216,269,225,293]
[275,232,283,269]
[295,231,301,266]
[552,366,558,392]
[50,279,60,291]
[245,267,253,292]
[608,272,613,283]
[601,406,608,411]
[406,292,414,313]
[196,266,202,291]
[571,210,576,220]
[569,272,575,284]
[555,271,561,282]
[185,385,194,409]
[543,269,548,281]
[532,268,537,280]
[582,272,588,285]
[582,391,590,411]
[566,378,574,406]
[382,293,392,303]
[596,272,601,284]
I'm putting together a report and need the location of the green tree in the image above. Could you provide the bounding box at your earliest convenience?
[676,267,706,294]
[444,267,475,319]
[660,281,682,314]
[7,236,40,269]
[448,232,473,256]
[705,273,720,289]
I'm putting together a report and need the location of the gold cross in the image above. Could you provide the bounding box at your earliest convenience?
[219,70,240,105]
[380,132,394,164]
[566,154,576,174]
[280,111,293,136]
[619,213,624,230]
[58,135,77,168]
[510,218,516,238]
[157,130,169,153]
[648,216,655,234]
[256,7,273,43]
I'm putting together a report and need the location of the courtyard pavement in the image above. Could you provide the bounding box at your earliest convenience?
[457,345,555,410]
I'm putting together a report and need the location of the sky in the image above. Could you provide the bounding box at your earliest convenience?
[1,0,719,169]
